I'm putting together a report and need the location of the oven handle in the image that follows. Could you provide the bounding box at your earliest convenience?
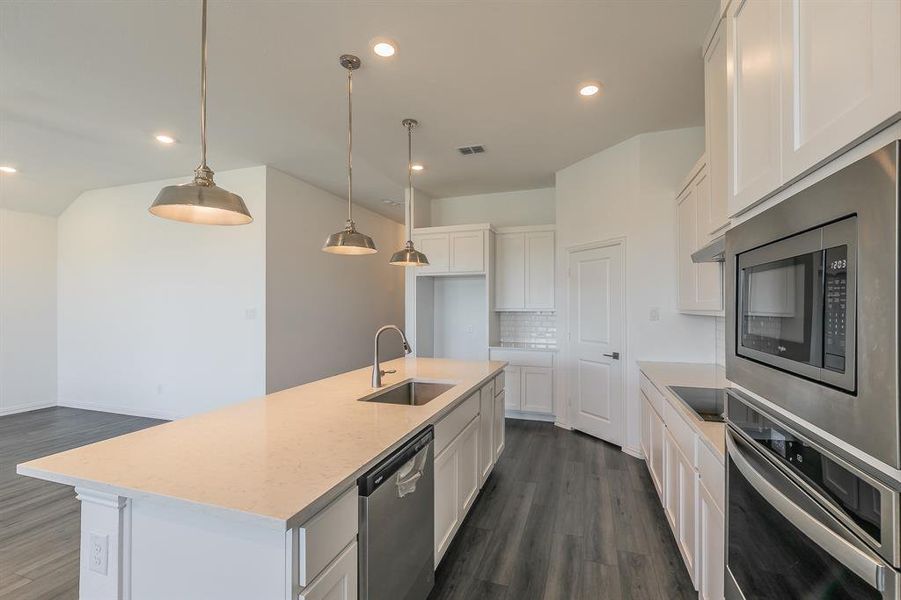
[727,431,886,591]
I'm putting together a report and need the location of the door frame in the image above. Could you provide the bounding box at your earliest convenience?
[561,236,629,448]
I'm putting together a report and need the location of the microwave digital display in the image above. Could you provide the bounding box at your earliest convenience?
[823,246,848,373]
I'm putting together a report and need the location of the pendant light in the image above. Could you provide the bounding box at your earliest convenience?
[389,119,430,267]
[149,0,252,226]
[322,55,377,255]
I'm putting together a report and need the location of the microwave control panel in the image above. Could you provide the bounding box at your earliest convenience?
[823,245,848,373]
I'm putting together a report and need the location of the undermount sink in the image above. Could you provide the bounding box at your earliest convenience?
[362,381,455,406]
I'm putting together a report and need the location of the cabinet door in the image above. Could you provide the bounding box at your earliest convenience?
[415,233,450,275]
[478,383,494,485]
[495,233,525,309]
[457,417,480,516]
[781,0,901,182]
[521,367,553,414]
[434,442,459,566]
[704,16,730,238]
[298,541,357,600]
[664,431,680,533]
[504,366,522,411]
[525,231,555,310]
[640,393,651,460]
[679,453,698,585]
[676,185,699,310]
[648,406,665,498]
[698,481,726,600]
[494,391,505,461]
[727,0,782,216]
[450,231,485,273]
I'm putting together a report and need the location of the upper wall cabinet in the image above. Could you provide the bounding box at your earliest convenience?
[412,224,492,276]
[676,159,724,315]
[703,13,730,241]
[779,0,901,183]
[495,226,555,311]
[725,0,901,217]
[727,0,783,217]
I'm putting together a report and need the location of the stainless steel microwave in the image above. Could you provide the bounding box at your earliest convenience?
[726,141,900,469]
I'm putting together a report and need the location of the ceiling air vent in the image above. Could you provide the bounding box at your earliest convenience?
[457,145,485,156]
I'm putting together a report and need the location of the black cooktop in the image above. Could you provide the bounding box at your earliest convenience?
[667,386,726,422]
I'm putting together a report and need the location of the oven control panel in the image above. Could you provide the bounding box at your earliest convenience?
[823,245,847,373]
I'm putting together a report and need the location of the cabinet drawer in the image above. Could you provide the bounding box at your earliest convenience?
[298,540,357,600]
[296,487,358,587]
[488,349,554,368]
[639,373,665,417]
[493,371,504,396]
[664,399,697,466]
[435,393,479,455]
[697,439,725,513]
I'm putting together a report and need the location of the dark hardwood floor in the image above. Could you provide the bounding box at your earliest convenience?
[0,407,164,600]
[428,419,696,600]
[1,410,691,600]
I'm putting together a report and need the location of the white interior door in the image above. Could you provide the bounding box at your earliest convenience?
[568,243,624,445]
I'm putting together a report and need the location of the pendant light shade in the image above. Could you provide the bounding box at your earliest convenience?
[390,118,430,267]
[323,55,377,255]
[149,0,252,226]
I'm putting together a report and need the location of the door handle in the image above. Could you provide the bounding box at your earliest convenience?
[603,352,620,360]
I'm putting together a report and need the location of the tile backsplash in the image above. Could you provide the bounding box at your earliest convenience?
[498,311,558,348]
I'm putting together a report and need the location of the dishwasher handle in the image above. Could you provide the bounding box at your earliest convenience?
[358,425,434,497]
[396,449,429,498]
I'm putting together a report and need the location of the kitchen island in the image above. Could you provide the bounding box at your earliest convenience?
[17,357,506,600]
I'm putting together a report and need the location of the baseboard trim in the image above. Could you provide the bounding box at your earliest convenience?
[554,421,573,430]
[0,401,56,416]
[504,410,556,423]
[622,444,644,460]
[57,400,177,421]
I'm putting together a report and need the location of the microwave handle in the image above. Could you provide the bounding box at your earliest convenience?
[727,431,886,591]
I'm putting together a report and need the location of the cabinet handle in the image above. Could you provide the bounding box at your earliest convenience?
[603,352,620,360]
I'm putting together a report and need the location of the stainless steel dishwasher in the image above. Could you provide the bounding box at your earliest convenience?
[358,425,434,600]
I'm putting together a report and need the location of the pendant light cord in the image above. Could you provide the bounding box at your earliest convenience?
[195,0,211,183]
[406,122,413,242]
[346,68,353,224]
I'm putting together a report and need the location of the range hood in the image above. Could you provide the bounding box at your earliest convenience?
[691,234,725,263]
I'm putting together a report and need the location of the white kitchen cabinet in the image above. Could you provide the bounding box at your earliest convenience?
[664,430,698,587]
[450,230,485,273]
[676,162,723,315]
[495,233,526,309]
[780,0,901,183]
[298,541,357,600]
[703,14,730,240]
[489,349,555,419]
[493,390,505,461]
[521,367,553,414]
[478,381,495,485]
[648,402,665,499]
[412,224,491,276]
[698,480,725,600]
[494,227,555,310]
[434,414,480,566]
[727,0,783,216]
[640,391,651,460]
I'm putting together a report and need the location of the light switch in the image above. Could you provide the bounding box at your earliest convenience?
[649,307,660,322]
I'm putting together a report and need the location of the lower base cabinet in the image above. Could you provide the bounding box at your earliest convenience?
[493,390,505,460]
[297,541,357,600]
[698,480,725,600]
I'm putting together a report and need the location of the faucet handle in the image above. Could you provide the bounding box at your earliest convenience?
[380,369,397,376]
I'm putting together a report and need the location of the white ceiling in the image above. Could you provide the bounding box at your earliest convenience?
[0,0,717,222]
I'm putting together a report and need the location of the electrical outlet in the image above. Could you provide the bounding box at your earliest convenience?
[649,307,660,322]
[89,533,108,575]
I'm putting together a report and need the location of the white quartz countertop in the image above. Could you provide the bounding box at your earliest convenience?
[18,357,505,529]
[489,344,559,352]
[637,361,727,458]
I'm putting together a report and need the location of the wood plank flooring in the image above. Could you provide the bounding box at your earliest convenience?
[428,419,696,600]
[0,407,164,600]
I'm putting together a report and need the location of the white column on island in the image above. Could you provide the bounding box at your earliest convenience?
[75,487,131,600]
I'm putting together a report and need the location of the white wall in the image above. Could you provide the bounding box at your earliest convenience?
[555,127,714,452]
[0,209,58,415]
[429,188,555,227]
[57,167,267,419]
[265,168,406,393]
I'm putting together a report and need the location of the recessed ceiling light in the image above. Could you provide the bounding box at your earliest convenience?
[371,38,397,58]
[411,164,424,172]
[0,166,17,174]
[579,82,601,97]
[154,134,176,144]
